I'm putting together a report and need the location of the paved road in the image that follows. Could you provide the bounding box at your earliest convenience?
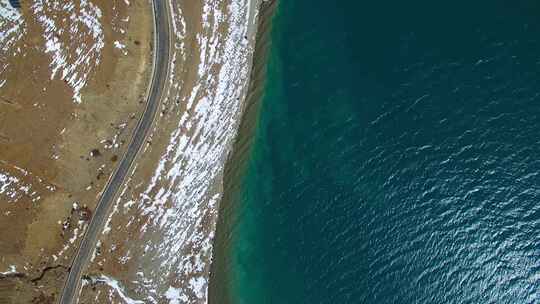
[58,0,171,303]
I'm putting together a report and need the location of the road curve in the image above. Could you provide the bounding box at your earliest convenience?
[58,0,171,303]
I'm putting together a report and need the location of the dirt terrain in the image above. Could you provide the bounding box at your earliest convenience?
[0,0,153,302]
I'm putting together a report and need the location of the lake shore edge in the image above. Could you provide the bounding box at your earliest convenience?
[208,1,279,303]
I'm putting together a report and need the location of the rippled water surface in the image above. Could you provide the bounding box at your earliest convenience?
[217,1,540,303]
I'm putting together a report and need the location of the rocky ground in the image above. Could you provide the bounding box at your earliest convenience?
[0,0,152,302]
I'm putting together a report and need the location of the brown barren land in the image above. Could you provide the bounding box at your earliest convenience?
[0,0,153,302]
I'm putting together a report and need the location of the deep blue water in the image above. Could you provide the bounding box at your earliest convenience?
[219,1,540,303]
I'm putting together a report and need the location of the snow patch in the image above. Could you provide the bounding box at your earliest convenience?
[31,0,105,103]
[165,286,188,304]
[114,40,128,55]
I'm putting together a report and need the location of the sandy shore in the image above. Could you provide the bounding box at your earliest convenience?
[75,0,264,303]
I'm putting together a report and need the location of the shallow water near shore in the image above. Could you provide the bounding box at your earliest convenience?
[213,0,540,303]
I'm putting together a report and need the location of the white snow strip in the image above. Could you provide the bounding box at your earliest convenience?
[95,275,144,304]
[0,265,17,275]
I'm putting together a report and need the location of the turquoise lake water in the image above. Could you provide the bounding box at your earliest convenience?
[217,1,540,303]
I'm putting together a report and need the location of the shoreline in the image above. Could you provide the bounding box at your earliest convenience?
[209,0,279,303]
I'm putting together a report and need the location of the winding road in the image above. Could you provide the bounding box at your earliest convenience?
[58,0,171,303]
